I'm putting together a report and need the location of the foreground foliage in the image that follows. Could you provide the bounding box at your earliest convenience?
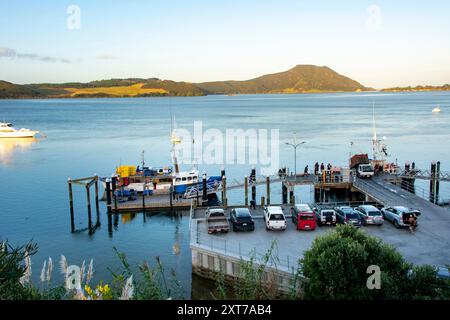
[300,225,450,300]
[0,241,182,300]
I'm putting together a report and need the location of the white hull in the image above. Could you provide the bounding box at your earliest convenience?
[0,131,39,138]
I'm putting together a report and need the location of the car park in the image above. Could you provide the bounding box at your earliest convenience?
[355,205,383,226]
[264,206,287,231]
[381,206,421,229]
[230,208,255,232]
[314,208,337,226]
[291,204,316,231]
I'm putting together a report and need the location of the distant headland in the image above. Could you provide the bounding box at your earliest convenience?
[0,64,448,99]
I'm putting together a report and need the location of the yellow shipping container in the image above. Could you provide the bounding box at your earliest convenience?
[116,165,137,177]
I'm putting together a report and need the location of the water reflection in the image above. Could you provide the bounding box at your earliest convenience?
[106,211,186,238]
[0,138,38,165]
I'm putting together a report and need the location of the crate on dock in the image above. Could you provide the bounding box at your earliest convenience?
[116,165,137,177]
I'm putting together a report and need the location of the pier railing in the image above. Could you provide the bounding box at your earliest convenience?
[193,227,297,273]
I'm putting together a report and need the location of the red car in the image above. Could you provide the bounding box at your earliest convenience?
[291,204,317,231]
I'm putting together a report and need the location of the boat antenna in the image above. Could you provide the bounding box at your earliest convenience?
[170,104,180,174]
[372,101,378,160]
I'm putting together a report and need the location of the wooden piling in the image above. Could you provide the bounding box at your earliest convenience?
[223,176,227,209]
[282,183,288,204]
[94,176,100,219]
[86,185,92,232]
[251,168,256,204]
[430,162,436,203]
[68,179,75,233]
[106,179,112,213]
[261,196,265,207]
[142,183,146,213]
[112,176,118,212]
[436,161,441,204]
[266,176,270,205]
[202,173,207,205]
[244,176,248,207]
[289,189,295,206]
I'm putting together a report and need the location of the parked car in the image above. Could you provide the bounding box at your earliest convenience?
[230,208,255,232]
[334,206,362,227]
[355,205,384,226]
[314,208,337,226]
[206,208,230,234]
[264,206,287,231]
[291,204,316,231]
[381,206,421,229]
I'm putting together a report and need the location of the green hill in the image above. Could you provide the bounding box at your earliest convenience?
[0,81,42,98]
[197,65,371,94]
[0,65,371,99]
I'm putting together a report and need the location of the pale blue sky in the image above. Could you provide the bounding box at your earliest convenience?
[1,0,449,88]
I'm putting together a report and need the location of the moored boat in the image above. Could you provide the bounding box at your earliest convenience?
[0,122,39,138]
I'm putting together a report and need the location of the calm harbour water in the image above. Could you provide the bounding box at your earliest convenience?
[1,92,449,298]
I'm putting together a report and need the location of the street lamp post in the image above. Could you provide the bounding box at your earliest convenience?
[285,133,306,181]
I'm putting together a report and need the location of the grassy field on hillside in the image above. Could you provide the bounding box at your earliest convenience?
[64,83,168,97]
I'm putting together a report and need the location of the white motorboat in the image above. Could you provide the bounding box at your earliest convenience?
[432,105,441,113]
[0,122,39,138]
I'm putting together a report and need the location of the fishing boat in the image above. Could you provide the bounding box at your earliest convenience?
[0,122,39,138]
[102,128,222,199]
[432,105,441,113]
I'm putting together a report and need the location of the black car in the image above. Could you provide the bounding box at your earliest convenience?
[335,206,362,227]
[230,208,255,232]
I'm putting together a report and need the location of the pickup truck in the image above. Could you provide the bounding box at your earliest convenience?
[206,208,230,234]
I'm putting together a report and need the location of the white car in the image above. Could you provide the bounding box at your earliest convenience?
[264,206,287,231]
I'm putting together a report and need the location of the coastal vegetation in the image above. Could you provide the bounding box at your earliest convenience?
[0,65,370,99]
[382,84,450,92]
[2,228,449,300]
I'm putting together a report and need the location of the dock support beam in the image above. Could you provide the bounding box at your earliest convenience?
[251,168,256,205]
[222,177,227,209]
[282,183,288,205]
[86,185,92,233]
[94,176,100,221]
[430,162,437,203]
[266,176,270,205]
[202,173,207,206]
[112,177,118,213]
[244,176,248,207]
[435,161,440,204]
[142,183,146,213]
[68,179,75,233]
[106,179,112,213]
[289,188,295,206]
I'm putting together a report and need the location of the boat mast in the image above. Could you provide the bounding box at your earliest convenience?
[372,102,378,160]
[170,108,180,174]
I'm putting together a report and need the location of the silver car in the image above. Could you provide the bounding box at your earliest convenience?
[355,205,384,226]
[381,206,420,228]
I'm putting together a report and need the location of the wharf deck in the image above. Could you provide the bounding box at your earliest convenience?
[190,201,450,271]
[111,194,192,212]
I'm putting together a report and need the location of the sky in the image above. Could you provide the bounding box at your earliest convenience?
[1,0,450,89]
